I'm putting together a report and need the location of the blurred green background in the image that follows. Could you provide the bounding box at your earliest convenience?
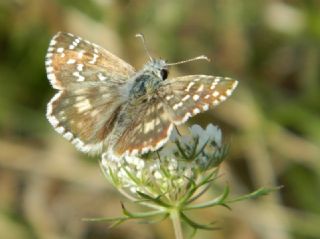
[0,0,319,239]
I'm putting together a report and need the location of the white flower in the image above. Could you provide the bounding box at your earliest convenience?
[190,124,222,149]
[101,124,227,202]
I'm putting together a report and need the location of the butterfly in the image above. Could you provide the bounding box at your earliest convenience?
[45,32,238,157]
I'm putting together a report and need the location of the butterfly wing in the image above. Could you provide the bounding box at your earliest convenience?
[112,75,238,156]
[159,75,238,124]
[112,100,173,156]
[46,32,135,154]
[46,32,135,90]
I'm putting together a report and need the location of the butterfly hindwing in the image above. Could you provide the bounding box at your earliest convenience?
[112,100,173,156]
[47,85,123,154]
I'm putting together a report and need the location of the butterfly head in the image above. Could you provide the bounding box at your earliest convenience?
[144,58,169,81]
[135,34,169,81]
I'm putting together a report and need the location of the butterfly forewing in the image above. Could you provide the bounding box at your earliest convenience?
[160,75,238,124]
[46,32,135,154]
[45,32,135,90]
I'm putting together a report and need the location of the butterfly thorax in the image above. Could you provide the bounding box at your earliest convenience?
[129,59,168,104]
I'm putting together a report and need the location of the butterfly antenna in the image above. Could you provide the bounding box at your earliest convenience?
[167,55,211,66]
[135,33,153,61]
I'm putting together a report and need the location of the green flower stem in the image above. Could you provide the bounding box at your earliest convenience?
[170,209,183,239]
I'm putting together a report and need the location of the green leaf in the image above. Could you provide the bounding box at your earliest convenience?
[193,138,209,159]
[136,191,170,207]
[189,136,199,160]
[226,186,282,203]
[109,219,127,228]
[180,176,197,203]
[82,216,128,223]
[137,213,169,225]
[184,185,230,210]
[186,183,212,205]
[121,202,167,218]
[180,212,220,230]
[175,140,189,159]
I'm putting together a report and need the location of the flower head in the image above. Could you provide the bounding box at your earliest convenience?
[101,124,227,204]
[93,124,275,237]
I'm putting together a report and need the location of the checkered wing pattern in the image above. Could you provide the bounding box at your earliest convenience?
[46,32,135,90]
[46,32,135,154]
[113,100,173,156]
[113,75,238,156]
[160,75,238,124]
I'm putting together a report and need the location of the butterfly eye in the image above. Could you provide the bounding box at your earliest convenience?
[160,69,168,80]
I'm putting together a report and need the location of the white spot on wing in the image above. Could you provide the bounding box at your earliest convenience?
[98,73,107,81]
[202,104,209,111]
[181,112,192,123]
[73,71,85,81]
[196,84,204,92]
[50,39,57,46]
[172,102,183,110]
[215,77,222,83]
[212,91,219,97]
[89,54,98,64]
[193,108,200,114]
[143,121,153,134]
[186,82,195,92]
[210,82,217,90]
[219,95,227,101]
[78,50,85,59]
[182,95,190,101]
[67,59,76,64]
[213,99,220,105]
[75,99,92,113]
[226,89,232,96]
[166,95,174,101]
[77,64,84,71]
[193,94,200,101]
